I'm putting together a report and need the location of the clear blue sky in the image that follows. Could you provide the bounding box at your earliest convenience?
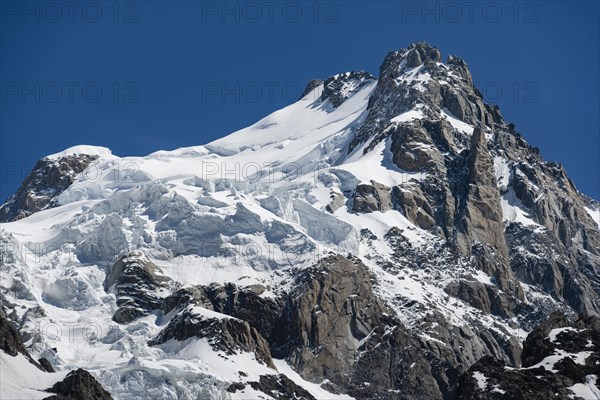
[1,1,599,200]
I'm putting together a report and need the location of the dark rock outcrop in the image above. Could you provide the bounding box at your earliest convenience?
[326,191,346,213]
[352,180,392,213]
[204,283,283,342]
[39,357,55,372]
[105,251,171,323]
[457,312,600,399]
[0,307,42,370]
[149,306,275,369]
[457,128,507,258]
[247,374,317,400]
[320,71,375,108]
[300,78,323,99]
[344,42,523,302]
[161,282,283,343]
[0,154,98,222]
[45,369,113,400]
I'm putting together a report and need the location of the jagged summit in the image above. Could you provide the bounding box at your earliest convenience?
[349,41,500,153]
[387,41,443,69]
[2,43,600,400]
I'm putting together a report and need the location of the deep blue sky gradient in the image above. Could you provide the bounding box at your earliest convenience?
[1,0,599,200]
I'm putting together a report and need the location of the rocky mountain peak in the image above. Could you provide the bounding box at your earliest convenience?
[0,153,100,222]
[382,41,443,72]
[348,42,491,152]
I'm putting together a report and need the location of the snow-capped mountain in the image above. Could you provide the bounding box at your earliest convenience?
[1,42,599,400]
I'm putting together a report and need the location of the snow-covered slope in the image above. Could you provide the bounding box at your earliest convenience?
[1,42,599,400]
[0,353,68,399]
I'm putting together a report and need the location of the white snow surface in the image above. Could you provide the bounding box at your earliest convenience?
[500,189,540,228]
[472,371,488,390]
[0,352,68,399]
[46,145,114,160]
[586,206,600,229]
[441,108,474,134]
[568,375,600,399]
[548,327,581,343]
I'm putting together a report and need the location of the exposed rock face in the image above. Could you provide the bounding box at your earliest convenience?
[349,318,444,400]
[326,191,346,213]
[300,78,323,99]
[39,357,55,372]
[0,154,98,222]
[457,128,507,257]
[105,251,171,323]
[405,41,441,68]
[394,184,436,229]
[320,71,375,107]
[149,306,275,369]
[159,281,284,344]
[0,307,39,365]
[445,280,511,318]
[349,42,490,152]
[45,369,113,400]
[457,356,575,400]
[352,180,392,213]
[247,375,317,400]
[390,122,447,172]
[273,255,384,382]
[382,228,522,399]
[457,312,600,400]
[499,132,600,316]
[272,254,443,399]
[203,283,283,342]
[345,42,598,322]
[345,43,521,299]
